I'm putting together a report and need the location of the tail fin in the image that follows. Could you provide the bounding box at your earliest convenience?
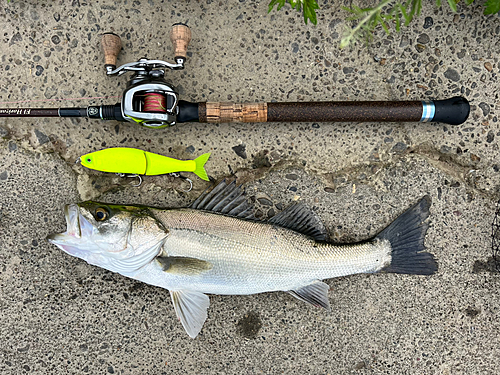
[377,196,437,275]
[193,153,211,181]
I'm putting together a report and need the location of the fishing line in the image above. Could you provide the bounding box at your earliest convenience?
[143,93,167,113]
[0,95,121,105]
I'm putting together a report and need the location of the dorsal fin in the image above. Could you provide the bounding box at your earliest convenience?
[189,179,255,220]
[268,202,329,241]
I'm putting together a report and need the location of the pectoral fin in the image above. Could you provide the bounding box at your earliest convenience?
[170,290,210,338]
[157,256,212,275]
[287,280,331,311]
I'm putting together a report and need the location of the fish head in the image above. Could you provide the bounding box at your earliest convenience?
[48,202,168,274]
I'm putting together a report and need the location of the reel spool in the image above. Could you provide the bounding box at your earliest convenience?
[101,24,191,128]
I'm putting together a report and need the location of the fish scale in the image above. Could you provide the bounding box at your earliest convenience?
[140,208,392,295]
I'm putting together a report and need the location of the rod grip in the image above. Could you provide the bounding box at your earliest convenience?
[430,96,470,125]
[170,23,191,60]
[199,102,267,123]
[101,32,122,71]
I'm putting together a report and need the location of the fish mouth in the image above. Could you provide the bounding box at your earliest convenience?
[47,204,94,247]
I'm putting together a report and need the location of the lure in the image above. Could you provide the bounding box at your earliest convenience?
[79,147,210,181]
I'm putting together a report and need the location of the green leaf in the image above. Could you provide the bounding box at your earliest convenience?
[447,0,457,12]
[268,0,286,12]
[289,0,300,10]
[302,0,319,24]
[484,0,500,14]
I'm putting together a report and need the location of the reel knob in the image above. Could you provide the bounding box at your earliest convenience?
[170,23,191,63]
[101,33,122,74]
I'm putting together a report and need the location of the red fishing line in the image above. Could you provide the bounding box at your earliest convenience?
[144,93,167,113]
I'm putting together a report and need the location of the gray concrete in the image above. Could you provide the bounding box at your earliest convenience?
[1,1,499,373]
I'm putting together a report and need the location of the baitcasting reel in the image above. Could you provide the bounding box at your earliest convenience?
[99,23,191,128]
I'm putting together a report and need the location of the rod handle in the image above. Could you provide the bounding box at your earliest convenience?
[101,33,122,72]
[429,96,470,125]
[170,23,191,61]
[196,97,470,125]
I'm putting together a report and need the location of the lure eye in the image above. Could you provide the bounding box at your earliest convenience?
[95,207,109,221]
[86,158,92,163]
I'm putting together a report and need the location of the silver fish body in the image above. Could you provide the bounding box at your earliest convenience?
[137,208,391,295]
[48,181,437,338]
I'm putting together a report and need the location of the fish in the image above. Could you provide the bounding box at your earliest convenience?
[47,180,437,338]
[79,147,211,181]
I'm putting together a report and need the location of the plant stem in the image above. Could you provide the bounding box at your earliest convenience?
[340,0,395,48]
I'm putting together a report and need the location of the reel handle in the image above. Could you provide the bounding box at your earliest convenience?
[170,23,191,61]
[102,33,122,73]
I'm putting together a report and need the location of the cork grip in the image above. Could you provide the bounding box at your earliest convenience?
[101,33,122,69]
[170,24,191,59]
[201,102,268,123]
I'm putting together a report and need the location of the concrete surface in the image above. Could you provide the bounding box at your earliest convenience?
[0,1,499,374]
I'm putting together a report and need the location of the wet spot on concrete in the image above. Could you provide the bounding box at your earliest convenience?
[472,258,498,273]
[185,145,195,154]
[236,311,262,339]
[0,171,8,181]
[252,151,271,168]
[232,144,247,159]
[464,306,480,318]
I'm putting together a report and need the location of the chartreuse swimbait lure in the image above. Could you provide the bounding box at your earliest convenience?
[79,148,210,181]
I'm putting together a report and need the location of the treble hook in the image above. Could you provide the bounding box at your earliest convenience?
[169,172,193,192]
[117,173,143,187]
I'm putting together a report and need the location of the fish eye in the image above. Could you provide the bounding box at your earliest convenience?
[95,207,109,221]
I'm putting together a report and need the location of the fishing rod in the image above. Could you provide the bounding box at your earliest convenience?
[0,24,470,128]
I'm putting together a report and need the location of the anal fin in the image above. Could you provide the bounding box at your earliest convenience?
[170,290,210,338]
[287,280,331,311]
